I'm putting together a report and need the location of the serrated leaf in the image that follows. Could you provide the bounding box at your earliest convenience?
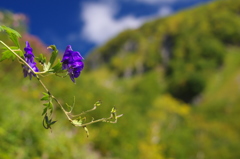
[47,45,59,68]
[0,49,16,61]
[1,26,21,48]
[0,46,22,61]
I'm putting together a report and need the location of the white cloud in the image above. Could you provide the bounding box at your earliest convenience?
[81,1,145,45]
[80,1,173,45]
[158,6,173,17]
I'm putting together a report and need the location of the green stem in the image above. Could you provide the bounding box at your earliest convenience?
[70,105,97,118]
[35,75,72,121]
[74,114,123,127]
[0,40,36,73]
[0,40,72,121]
[0,41,49,75]
[1,40,123,128]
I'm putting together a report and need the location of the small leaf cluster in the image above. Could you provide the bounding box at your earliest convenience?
[41,92,56,129]
[0,25,65,76]
[36,45,64,74]
[0,25,23,61]
[0,25,21,47]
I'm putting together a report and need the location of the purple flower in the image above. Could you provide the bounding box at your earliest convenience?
[22,41,39,79]
[61,45,84,83]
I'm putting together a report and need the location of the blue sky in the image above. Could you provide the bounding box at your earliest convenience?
[1,0,214,56]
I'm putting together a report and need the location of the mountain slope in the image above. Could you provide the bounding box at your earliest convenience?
[86,0,240,103]
[1,0,240,158]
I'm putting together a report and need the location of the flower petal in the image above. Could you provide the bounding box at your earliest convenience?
[61,45,84,82]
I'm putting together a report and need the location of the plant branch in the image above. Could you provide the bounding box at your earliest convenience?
[1,40,123,130]
[73,114,124,127]
[70,105,97,118]
[0,41,71,121]
[0,40,36,73]
[35,75,72,121]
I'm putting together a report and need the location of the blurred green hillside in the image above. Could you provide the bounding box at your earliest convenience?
[1,0,240,158]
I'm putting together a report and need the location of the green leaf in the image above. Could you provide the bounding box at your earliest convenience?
[43,115,49,129]
[84,126,89,137]
[0,26,4,32]
[111,107,117,120]
[41,92,50,101]
[0,48,15,61]
[50,120,57,125]
[36,54,46,64]
[0,26,21,48]
[0,46,22,61]
[111,107,117,113]
[94,100,102,107]
[50,60,63,73]
[49,101,53,110]
[42,92,49,96]
[41,96,50,101]
[42,107,48,116]
[42,115,56,129]
[48,101,54,115]
[47,45,59,68]
[72,120,82,126]
[43,103,49,107]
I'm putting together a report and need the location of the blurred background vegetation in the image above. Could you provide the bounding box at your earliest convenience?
[1,0,240,158]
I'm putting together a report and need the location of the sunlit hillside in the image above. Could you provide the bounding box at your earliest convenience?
[1,0,240,158]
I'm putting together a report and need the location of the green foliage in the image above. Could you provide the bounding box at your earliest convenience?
[0,26,24,62]
[40,92,56,129]
[42,115,57,129]
[48,45,59,68]
[0,46,22,61]
[35,53,46,64]
[1,0,240,158]
[36,45,63,74]
[50,60,64,73]
[0,25,21,47]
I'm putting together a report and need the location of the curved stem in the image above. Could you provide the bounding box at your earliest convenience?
[0,40,36,74]
[1,40,123,128]
[74,114,123,127]
[0,41,72,121]
[70,105,97,118]
[35,75,72,121]
[0,41,48,75]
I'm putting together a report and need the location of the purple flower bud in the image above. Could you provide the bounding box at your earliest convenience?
[22,41,39,79]
[61,45,84,83]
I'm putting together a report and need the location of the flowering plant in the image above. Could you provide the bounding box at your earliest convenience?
[0,25,123,136]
